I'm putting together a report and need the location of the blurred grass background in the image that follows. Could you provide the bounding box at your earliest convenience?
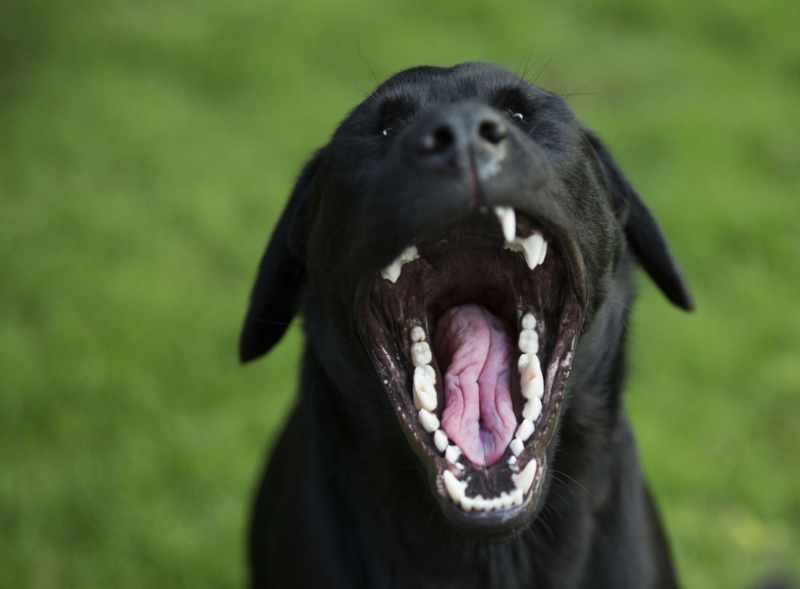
[1,0,799,587]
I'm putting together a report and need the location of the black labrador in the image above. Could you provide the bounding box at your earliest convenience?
[240,62,693,589]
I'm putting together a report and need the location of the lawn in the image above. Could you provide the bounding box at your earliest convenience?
[1,0,799,587]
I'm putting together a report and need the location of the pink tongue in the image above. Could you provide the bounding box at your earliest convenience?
[433,304,517,466]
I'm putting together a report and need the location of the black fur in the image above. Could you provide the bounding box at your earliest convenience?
[240,62,692,588]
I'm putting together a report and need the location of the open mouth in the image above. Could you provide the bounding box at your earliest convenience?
[357,207,586,531]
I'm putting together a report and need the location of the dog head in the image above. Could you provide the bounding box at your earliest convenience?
[240,62,692,534]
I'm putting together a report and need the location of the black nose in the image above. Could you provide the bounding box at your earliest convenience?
[411,103,509,171]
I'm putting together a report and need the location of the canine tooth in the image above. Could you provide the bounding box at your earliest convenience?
[510,490,523,506]
[511,459,538,493]
[523,397,543,421]
[443,470,467,503]
[411,342,432,366]
[445,445,462,464]
[434,429,449,453]
[521,313,536,330]
[515,419,535,442]
[494,206,516,243]
[410,326,426,343]
[510,487,524,505]
[413,370,437,411]
[418,409,440,433]
[518,329,539,354]
[510,437,524,456]
[380,261,402,283]
[504,231,546,270]
[380,245,418,283]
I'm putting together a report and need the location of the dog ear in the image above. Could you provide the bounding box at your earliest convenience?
[239,151,324,363]
[584,130,694,311]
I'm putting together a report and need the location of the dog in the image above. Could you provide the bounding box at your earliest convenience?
[239,61,694,588]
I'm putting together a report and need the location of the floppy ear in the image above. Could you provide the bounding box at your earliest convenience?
[585,130,694,311]
[239,151,324,363]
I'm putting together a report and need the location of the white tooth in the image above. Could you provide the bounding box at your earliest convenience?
[503,231,546,270]
[418,409,440,433]
[434,429,449,453]
[473,495,486,512]
[515,419,535,442]
[380,245,419,283]
[523,397,543,421]
[399,245,419,263]
[379,261,402,283]
[417,364,436,383]
[413,371,437,411]
[410,326,426,343]
[518,353,529,371]
[520,352,541,380]
[522,376,543,401]
[411,342,432,366]
[510,487,524,505]
[510,437,524,456]
[521,313,536,330]
[518,329,539,354]
[499,492,513,509]
[443,470,467,503]
[522,232,545,269]
[460,494,475,511]
[445,445,462,464]
[494,206,516,243]
[511,459,538,493]
[521,354,544,400]
[508,455,517,465]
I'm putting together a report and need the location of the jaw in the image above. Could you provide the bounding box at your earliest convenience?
[356,207,586,534]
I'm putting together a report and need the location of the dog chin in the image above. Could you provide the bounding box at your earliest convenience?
[357,206,586,533]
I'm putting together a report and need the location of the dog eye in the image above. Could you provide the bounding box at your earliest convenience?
[376,96,417,139]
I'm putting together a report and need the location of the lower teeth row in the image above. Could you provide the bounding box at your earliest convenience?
[410,327,464,469]
[509,313,544,463]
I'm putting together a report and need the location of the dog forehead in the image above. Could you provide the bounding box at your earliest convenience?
[380,63,547,107]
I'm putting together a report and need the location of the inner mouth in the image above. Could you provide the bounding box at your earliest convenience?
[358,207,584,529]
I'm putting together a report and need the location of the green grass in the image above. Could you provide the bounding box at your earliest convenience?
[1,0,799,586]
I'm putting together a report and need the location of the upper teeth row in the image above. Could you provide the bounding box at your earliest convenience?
[410,327,464,468]
[442,458,538,512]
[509,313,543,462]
[379,208,548,282]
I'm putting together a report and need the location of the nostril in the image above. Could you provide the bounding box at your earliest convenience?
[479,119,508,146]
[417,125,455,154]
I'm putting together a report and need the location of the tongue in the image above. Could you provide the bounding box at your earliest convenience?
[433,304,517,466]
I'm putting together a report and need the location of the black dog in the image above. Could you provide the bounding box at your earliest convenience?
[240,62,693,588]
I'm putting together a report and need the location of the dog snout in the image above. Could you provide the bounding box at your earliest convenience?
[410,103,508,176]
